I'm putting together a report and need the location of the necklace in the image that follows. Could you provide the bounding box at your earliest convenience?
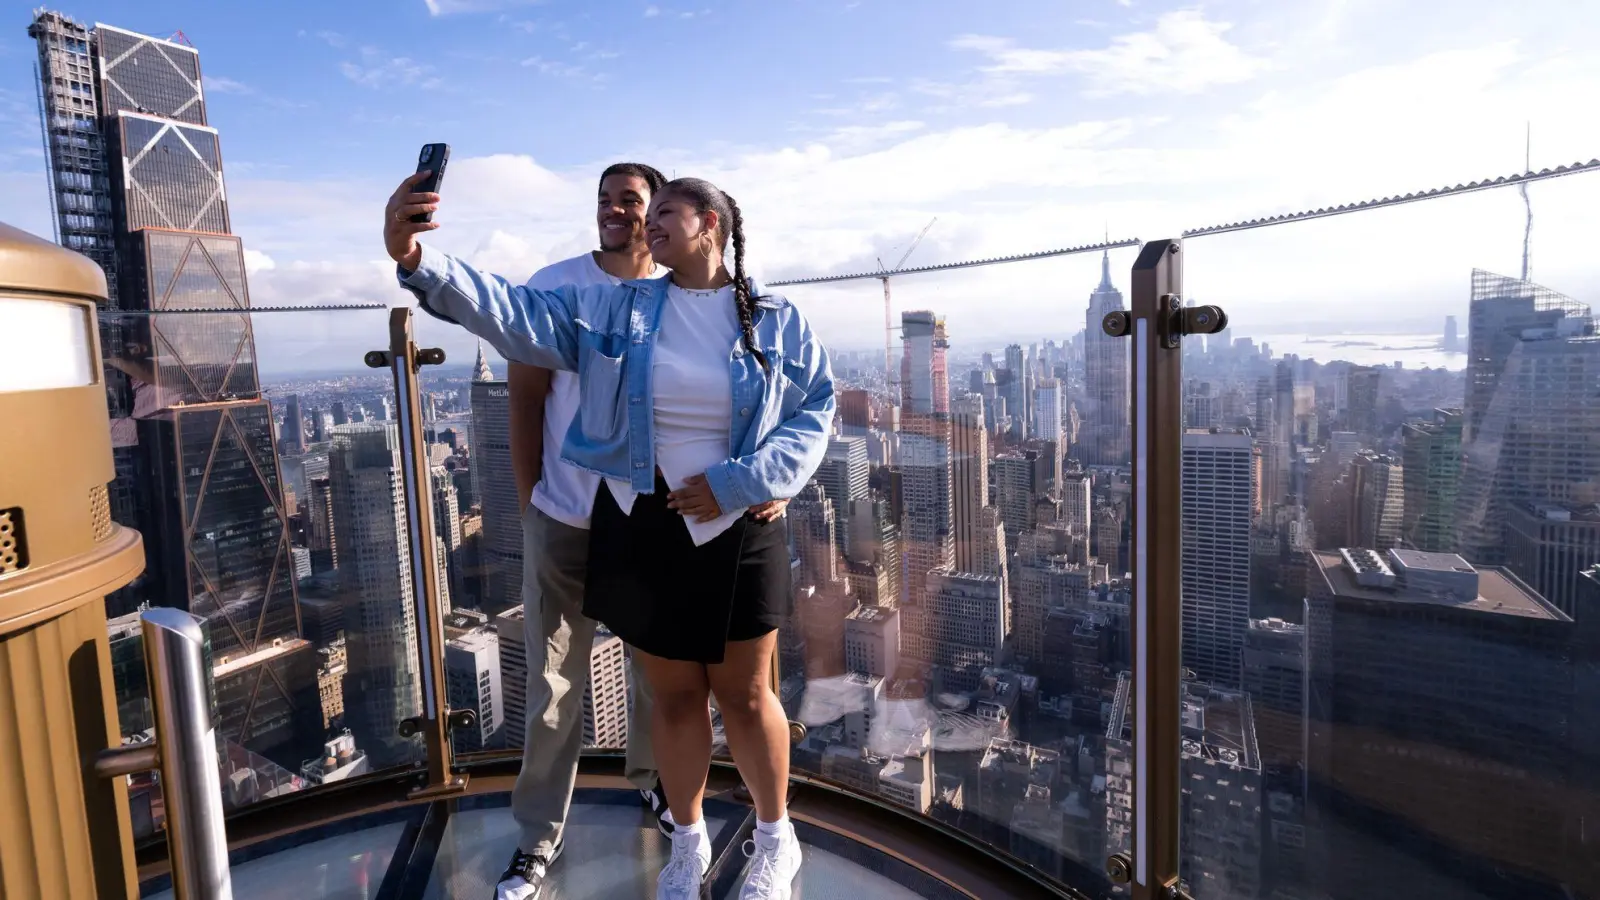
[674,281,732,297]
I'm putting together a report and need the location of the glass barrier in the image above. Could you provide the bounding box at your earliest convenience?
[99,305,422,840]
[1177,174,1600,899]
[772,252,1135,897]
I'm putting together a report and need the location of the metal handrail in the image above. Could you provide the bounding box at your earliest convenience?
[96,608,234,900]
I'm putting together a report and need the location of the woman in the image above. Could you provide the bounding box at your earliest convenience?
[383,172,833,900]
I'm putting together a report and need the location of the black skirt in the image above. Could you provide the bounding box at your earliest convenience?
[583,476,792,664]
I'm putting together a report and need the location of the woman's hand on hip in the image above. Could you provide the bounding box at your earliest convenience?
[384,171,440,271]
[667,474,723,523]
[747,499,788,523]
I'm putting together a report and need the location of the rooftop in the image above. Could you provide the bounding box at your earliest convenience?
[1387,548,1477,575]
[847,604,896,625]
[1310,550,1568,621]
[445,628,499,654]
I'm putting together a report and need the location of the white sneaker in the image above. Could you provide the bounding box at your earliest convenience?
[656,827,711,900]
[739,828,802,899]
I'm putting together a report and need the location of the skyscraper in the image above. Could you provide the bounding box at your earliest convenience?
[1181,428,1254,687]
[789,482,841,589]
[1348,451,1404,551]
[1305,548,1584,897]
[1400,409,1463,552]
[951,393,991,575]
[282,393,306,455]
[329,424,422,767]
[583,628,632,749]
[1505,503,1600,619]
[1458,272,1599,568]
[494,606,530,749]
[1002,344,1029,441]
[901,311,948,415]
[431,465,466,612]
[1032,378,1063,448]
[923,571,1007,691]
[815,436,869,555]
[1465,268,1591,442]
[1342,366,1379,438]
[470,374,521,614]
[1083,252,1130,467]
[30,12,318,767]
[444,627,502,754]
[1061,470,1091,534]
[844,605,900,679]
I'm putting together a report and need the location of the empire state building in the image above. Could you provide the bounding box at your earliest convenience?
[1082,251,1130,467]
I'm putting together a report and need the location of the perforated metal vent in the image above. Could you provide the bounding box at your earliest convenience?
[0,508,26,574]
[90,484,113,542]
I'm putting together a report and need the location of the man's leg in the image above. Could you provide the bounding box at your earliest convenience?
[623,649,659,792]
[509,506,595,858]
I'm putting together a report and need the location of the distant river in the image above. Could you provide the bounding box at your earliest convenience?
[1236,332,1466,370]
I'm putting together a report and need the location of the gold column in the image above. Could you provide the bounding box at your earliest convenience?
[0,222,146,900]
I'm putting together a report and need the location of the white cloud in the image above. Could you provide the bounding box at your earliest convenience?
[644,4,660,16]
[243,249,276,274]
[520,56,596,81]
[952,10,1267,96]
[224,27,1600,369]
[340,52,440,89]
[203,75,251,94]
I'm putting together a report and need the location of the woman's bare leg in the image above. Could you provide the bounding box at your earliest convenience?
[634,650,713,826]
[705,631,789,822]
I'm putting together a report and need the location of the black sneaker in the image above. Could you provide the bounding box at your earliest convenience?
[494,840,562,900]
[640,781,674,837]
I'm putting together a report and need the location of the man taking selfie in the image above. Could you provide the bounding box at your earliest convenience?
[496,162,672,900]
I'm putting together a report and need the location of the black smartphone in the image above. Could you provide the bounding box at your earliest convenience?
[411,143,450,223]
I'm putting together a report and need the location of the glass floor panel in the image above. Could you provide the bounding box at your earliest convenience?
[424,794,731,899]
[724,821,971,900]
[144,819,407,900]
[140,789,972,899]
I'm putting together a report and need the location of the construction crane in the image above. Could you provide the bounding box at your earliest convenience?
[873,217,936,397]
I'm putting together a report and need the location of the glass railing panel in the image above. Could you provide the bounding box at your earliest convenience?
[99,306,420,839]
[1178,172,1600,900]
[776,254,1134,896]
[405,327,636,763]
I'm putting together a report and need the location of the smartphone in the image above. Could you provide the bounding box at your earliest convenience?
[411,143,450,223]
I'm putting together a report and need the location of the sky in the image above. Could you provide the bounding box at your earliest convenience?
[3,0,1598,374]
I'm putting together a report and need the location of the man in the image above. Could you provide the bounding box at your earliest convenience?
[496,162,671,900]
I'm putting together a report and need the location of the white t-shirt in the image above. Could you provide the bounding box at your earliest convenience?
[525,253,662,529]
[606,282,745,546]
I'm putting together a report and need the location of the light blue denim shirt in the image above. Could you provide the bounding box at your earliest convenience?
[398,244,836,512]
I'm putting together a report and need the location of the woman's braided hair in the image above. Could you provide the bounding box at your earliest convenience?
[660,177,769,371]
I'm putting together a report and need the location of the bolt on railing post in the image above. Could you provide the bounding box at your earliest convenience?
[141,607,233,900]
[375,306,466,799]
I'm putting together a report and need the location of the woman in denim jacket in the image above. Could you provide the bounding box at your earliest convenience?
[385,172,832,900]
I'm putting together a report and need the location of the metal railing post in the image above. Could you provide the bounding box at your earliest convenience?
[367,306,467,799]
[142,607,233,900]
[1103,240,1226,900]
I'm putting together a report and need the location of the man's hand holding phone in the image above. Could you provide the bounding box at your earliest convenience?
[384,171,441,272]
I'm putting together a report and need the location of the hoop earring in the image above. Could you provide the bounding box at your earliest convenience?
[698,233,715,260]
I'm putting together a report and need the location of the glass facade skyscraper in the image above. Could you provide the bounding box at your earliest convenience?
[30,12,316,771]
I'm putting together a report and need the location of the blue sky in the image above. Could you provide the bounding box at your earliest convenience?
[2,1,1598,371]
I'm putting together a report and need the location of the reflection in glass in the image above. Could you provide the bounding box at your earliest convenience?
[1180,188,1600,899]
[780,256,1133,896]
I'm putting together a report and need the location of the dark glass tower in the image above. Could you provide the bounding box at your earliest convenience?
[30,12,319,771]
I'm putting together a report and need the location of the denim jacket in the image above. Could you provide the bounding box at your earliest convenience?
[398,244,836,512]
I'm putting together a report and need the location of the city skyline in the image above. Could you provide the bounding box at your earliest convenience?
[15,7,1600,899]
